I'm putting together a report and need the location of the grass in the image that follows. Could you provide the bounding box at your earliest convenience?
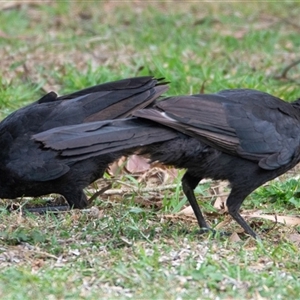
[0,1,300,299]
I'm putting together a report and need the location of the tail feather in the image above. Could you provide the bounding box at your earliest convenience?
[57,76,168,122]
[33,118,178,161]
[85,84,168,122]
[57,76,166,100]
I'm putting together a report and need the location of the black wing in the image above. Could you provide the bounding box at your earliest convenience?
[33,118,179,161]
[1,76,168,134]
[0,77,168,180]
[134,89,300,170]
[54,76,168,122]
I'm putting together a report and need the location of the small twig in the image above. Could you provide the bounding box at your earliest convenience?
[281,58,300,79]
[114,180,138,190]
[103,184,179,196]
[261,213,278,235]
[275,58,300,80]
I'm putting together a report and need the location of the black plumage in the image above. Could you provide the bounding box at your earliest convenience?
[134,89,300,237]
[0,76,169,208]
[35,89,300,238]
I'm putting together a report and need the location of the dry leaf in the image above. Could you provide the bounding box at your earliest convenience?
[229,232,241,242]
[242,211,300,226]
[108,156,127,176]
[150,163,179,182]
[177,206,194,216]
[126,155,150,173]
[214,216,232,230]
[213,197,225,210]
[211,181,229,210]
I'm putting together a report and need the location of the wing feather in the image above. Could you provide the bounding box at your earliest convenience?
[134,90,300,170]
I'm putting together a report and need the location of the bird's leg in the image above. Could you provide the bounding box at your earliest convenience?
[88,182,112,205]
[226,188,258,239]
[182,172,210,232]
[63,189,89,209]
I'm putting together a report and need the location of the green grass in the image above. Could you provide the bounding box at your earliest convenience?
[0,207,299,299]
[0,1,300,299]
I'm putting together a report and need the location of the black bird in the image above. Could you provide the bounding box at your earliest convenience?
[0,76,169,209]
[34,89,300,238]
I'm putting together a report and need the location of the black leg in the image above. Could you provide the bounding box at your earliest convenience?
[226,188,258,239]
[64,189,88,209]
[182,172,210,230]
